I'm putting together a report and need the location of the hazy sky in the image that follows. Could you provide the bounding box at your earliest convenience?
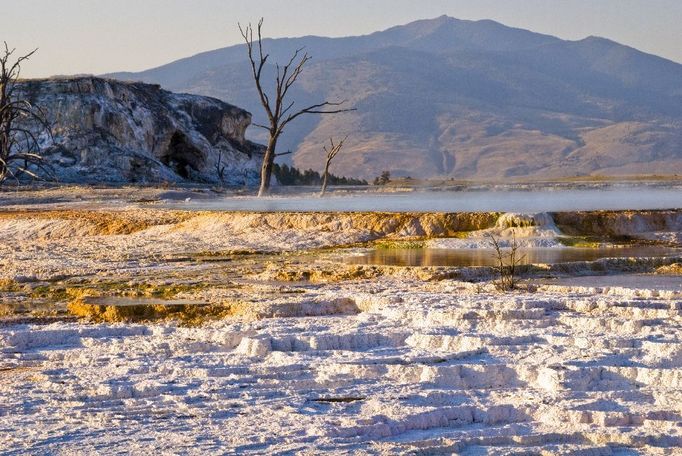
[5,0,682,78]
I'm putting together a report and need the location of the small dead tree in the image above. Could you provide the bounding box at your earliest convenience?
[320,135,347,196]
[239,19,354,197]
[0,43,52,184]
[485,232,526,291]
[215,150,226,182]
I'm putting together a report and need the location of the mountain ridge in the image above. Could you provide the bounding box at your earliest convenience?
[107,16,682,180]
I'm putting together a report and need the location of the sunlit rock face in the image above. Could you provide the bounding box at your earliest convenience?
[14,77,263,184]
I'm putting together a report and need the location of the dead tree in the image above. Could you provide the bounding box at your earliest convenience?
[320,135,347,196]
[0,43,52,184]
[485,232,526,291]
[239,19,354,197]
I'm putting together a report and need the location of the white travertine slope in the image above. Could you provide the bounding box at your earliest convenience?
[2,277,682,454]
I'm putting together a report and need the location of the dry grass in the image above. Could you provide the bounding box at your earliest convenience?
[67,299,234,325]
[0,279,22,292]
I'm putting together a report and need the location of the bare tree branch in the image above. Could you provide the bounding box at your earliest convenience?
[280,100,354,132]
[251,122,271,130]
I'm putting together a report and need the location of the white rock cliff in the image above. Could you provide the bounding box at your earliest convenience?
[15,77,263,184]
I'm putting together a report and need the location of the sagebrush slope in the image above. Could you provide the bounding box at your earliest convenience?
[109,16,682,180]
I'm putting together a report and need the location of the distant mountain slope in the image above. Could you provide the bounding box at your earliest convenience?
[108,16,682,180]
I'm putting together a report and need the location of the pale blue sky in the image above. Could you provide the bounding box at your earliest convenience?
[5,0,682,78]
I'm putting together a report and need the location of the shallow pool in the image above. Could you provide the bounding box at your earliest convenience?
[347,246,681,267]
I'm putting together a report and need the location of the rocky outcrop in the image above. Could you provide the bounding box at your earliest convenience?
[15,77,263,184]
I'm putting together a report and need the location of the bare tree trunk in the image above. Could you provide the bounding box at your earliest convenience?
[320,160,331,196]
[258,137,277,197]
[0,63,10,181]
[0,159,7,182]
[0,123,8,179]
[319,135,347,197]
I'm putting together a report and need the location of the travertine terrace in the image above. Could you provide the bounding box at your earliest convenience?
[1,189,681,454]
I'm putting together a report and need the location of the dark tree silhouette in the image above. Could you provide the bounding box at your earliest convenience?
[272,163,366,186]
[0,43,52,184]
[238,19,354,196]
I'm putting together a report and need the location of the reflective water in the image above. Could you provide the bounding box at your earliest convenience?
[348,246,681,267]
[163,187,681,212]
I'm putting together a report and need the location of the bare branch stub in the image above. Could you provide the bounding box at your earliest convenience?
[238,19,355,196]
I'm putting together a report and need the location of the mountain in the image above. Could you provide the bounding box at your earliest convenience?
[15,77,262,184]
[108,16,682,180]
